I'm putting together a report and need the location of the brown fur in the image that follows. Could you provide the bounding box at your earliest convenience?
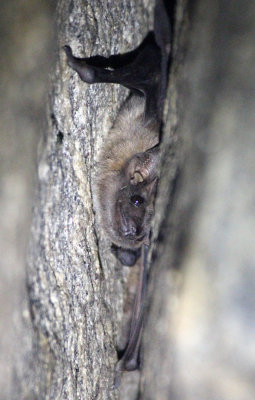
[93,96,159,249]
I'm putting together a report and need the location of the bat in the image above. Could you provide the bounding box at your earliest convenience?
[64,0,172,386]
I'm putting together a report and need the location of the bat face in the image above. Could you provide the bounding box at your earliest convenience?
[114,178,156,248]
[96,145,159,252]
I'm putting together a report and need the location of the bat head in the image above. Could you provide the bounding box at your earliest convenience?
[114,177,157,248]
[96,148,159,250]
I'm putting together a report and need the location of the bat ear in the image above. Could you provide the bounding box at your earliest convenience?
[126,146,159,185]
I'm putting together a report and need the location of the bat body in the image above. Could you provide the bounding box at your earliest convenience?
[95,95,159,261]
[65,0,172,385]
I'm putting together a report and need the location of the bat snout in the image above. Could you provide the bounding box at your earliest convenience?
[122,221,143,240]
[123,224,138,238]
[118,199,145,242]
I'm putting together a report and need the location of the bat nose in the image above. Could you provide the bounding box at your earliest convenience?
[123,223,142,238]
[124,226,136,238]
[120,210,142,238]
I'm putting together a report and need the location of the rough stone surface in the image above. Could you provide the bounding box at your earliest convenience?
[25,1,153,399]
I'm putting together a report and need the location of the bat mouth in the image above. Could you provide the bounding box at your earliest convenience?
[124,232,146,242]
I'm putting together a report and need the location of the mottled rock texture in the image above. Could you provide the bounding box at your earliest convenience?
[26,1,154,399]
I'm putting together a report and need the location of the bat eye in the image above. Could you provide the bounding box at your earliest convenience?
[130,195,144,207]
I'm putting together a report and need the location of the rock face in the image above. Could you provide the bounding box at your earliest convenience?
[1,0,255,399]
[25,1,153,399]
